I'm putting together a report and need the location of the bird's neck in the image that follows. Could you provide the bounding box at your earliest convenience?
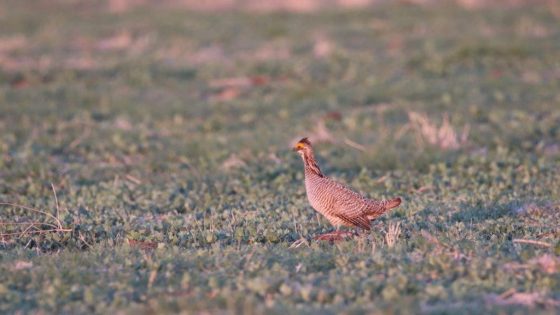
[303,150,324,177]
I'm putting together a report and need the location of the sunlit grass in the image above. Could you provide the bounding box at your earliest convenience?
[0,1,559,314]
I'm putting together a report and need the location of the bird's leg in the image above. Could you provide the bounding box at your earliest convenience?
[331,226,354,238]
[337,228,356,239]
[334,225,340,236]
[314,226,353,242]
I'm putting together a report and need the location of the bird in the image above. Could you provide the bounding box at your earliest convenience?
[293,137,401,241]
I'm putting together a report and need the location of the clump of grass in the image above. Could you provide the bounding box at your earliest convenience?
[408,112,469,150]
[384,222,401,248]
[0,184,72,244]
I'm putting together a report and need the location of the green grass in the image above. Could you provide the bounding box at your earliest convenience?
[0,1,559,314]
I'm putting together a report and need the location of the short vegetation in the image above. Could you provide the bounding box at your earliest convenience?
[0,1,559,314]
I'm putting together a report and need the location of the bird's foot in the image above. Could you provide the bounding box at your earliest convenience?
[313,231,355,242]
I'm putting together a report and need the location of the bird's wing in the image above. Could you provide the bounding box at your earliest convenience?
[334,212,371,231]
[327,178,372,218]
[364,198,385,215]
[366,198,401,221]
[324,177,398,227]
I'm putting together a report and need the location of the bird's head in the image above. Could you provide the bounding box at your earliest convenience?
[293,137,312,157]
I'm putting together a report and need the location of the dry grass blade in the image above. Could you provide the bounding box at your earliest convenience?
[0,221,60,229]
[385,222,401,248]
[209,76,270,88]
[1,229,72,236]
[126,239,158,250]
[289,238,310,249]
[148,269,158,289]
[125,174,142,185]
[0,201,72,239]
[420,230,471,261]
[371,239,377,256]
[79,231,93,249]
[309,119,336,144]
[12,260,33,271]
[530,254,559,274]
[0,202,64,229]
[504,254,559,275]
[51,183,60,225]
[485,290,560,308]
[512,239,552,247]
[343,138,366,152]
[420,230,448,248]
[221,154,246,171]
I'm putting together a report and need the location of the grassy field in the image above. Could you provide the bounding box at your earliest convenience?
[1,1,559,314]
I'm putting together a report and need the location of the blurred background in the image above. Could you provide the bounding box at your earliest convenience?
[1,0,558,177]
[1,1,559,314]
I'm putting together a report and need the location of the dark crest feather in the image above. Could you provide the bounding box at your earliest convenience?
[298,137,312,146]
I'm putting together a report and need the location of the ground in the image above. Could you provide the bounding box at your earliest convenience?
[0,1,559,314]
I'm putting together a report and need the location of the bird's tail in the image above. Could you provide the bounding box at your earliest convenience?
[384,197,401,210]
[366,197,402,221]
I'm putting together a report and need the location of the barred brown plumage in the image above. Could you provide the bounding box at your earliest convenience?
[294,137,401,237]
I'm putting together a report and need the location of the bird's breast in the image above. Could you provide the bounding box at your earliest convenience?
[305,175,333,214]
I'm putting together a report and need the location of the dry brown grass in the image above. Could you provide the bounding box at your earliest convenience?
[0,184,72,244]
[384,222,401,248]
[104,0,549,13]
[408,111,469,150]
[420,230,472,260]
[0,35,27,53]
[504,254,559,275]
[313,34,335,58]
[297,111,368,152]
[485,289,560,308]
[221,153,247,170]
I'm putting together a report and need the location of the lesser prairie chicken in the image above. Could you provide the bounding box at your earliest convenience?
[294,137,401,240]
